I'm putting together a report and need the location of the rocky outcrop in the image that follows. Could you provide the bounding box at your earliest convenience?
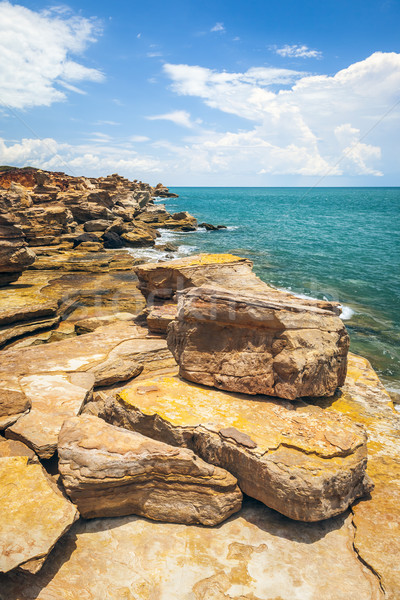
[168,285,349,400]
[0,215,35,286]
[0,456,78,574]
[58,414,242,525]
[103,373,372,522]
[0,168,194,257]
[0,268,146,348]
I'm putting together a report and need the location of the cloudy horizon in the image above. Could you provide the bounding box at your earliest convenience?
[0,0,399,186]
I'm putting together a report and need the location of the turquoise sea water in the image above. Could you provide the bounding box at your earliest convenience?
[158,187,400,395]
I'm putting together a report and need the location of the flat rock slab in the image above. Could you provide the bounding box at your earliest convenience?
[0,322,174,387]
[0,499,382,599]
[5,372,94,459]
[0,456,78,574]
[103,374,372,522]
[318,353,400,599]
[58,415,242,525]
[0,269,146,348]
[168,285,349,400]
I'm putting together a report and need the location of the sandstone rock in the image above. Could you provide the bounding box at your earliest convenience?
[147,303,178,333]
[0,322,174,390]
[58,414,242,524]
[0,268,146,348]
[83,220,110,232]
[16,206,75,247]
[72,232,101,248]
[121,222,158,247]
[0,378,30,429]
[0,215,35,286]
[5,372,94,459]
[74,312,137,334]
[102,231,124,248]
[315,353,400,599]
[0,456,78,574]
[103,373,372,522]
[134,253,342,315]
[162,211,197,231]
[168,285,349,400]
[0,499,383,599]
[0,437,38,462]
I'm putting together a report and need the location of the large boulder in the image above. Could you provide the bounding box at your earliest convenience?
[58,414,242,525]
[102,373,372,522]
[167,286,349,400]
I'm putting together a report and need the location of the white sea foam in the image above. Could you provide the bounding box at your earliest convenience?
[339,305,355,320]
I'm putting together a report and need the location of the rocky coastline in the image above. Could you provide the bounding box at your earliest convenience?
[0,168,399,599]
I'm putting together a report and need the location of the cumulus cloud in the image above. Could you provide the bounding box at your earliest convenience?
[274,44,322,59]
[211,22,225,32]
[146,110,199,128]
[0,1,104,109]
[160,52,400,177]
[0,136,162,177]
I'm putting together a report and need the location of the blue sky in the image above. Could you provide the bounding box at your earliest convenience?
[0,0,400,185]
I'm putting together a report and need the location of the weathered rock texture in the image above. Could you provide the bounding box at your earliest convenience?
[0,322,174,386]
[58,414,242,525]
[0,456,78,574]
[0,377,30,429]
[103,373,372,522]
[0,168,194,258]
[5,372,94,459]
[134,253,342,313]
[0,214,35,286]
[316,354,400,599]
[0,322,174,456]
[168,285,349,400]
[0,500,383,599]
[0,268,146,349]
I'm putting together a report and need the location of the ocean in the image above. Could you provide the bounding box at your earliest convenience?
[147,187,400,397]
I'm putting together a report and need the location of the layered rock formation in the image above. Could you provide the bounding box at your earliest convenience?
[0,169,398,597]
[58,414,242,524]
[0,215,35,286]
[0,168,195,255]
[103,373,372,522]
[168,285,349,399]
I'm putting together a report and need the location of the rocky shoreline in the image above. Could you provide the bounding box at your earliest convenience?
[0,168,399,599]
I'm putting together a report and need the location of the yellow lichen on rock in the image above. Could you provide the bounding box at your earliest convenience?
[322,353,400,599]
[0,456,78,574]
[106,374,372,522]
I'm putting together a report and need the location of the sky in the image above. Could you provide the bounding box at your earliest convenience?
[0,0,400,186]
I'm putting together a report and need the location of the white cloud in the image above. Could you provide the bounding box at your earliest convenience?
[160,52,400,178]
[146,110,199,128]
[0,1,103,109]
[0,137,162,178]
[130,135,150,142]
[274,44,322,59]
[147,52,163,58]
[211,22,225,32]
